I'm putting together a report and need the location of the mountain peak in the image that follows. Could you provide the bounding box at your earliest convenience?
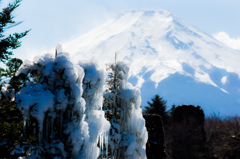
[126,10,172,17]
[62,10,240,116]
[116,10,174,26]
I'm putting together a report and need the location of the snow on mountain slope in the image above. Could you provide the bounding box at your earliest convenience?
[62,10,240,116]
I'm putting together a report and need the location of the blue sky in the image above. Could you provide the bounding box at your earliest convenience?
[1,0,240,61]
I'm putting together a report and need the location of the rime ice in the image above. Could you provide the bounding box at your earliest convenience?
[10,50,147,158]
[104,61,148,159]
[80,59,110,158]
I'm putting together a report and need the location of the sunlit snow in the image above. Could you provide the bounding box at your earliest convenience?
[59,10,240,115]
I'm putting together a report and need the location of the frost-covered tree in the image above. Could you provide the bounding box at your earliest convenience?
[5,46,147,158]
[13,51,112,158]
[80,60,110,158]
[104,61,148,159]
[15,53,89,158]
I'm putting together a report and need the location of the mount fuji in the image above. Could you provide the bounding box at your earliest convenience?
[61,10,240,116]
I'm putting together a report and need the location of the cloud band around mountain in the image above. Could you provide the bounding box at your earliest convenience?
[213,32,240,50]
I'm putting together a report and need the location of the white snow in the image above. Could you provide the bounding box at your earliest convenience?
[61,10,240,83]
[15,52,89,157]
[80,59,110,158]
[58,10,240,115]
[105,61,148,159]
[13,51,148,158]
[16,83,55,132]
[1,83,15,101]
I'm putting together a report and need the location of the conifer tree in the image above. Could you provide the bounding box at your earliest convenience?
[104,60,148,159]
[15,53,89,158]
[0,1,29,157]
[169,104,176,116]
[144,94,170,125]
[0,0,30,64]
[1,58,23,79]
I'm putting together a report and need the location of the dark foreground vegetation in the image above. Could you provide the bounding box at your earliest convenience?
[144,95,240,159]
[204,115,240,158]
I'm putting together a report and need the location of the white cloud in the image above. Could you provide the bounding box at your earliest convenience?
[221,76,227,85]
[136,75,145,88]
[212,32,240,50]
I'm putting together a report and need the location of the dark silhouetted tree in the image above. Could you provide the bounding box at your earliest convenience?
[143,114,167,159]
[144,94,170,125]
[171,105,206,159]
[169,104,176,116]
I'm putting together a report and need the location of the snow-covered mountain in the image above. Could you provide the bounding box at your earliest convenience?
[62,10,240,116]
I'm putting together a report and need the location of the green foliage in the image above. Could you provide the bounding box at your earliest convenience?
[0,0,30,63]
[0,93,38,157]
[0,58,23,80]
[0,97,23,156]
[144,94,170,125]
[0,0,31,152]
[26,134,38,146]
[0,66,40,157]
[6,58,23,75]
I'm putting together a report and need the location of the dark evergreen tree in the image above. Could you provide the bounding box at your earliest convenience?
[0,1,30,157]
[144,94,170,125]
[1,58,23,79]
[0,75,34,158]
[169,104,176,116]
[0,0,30,64]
